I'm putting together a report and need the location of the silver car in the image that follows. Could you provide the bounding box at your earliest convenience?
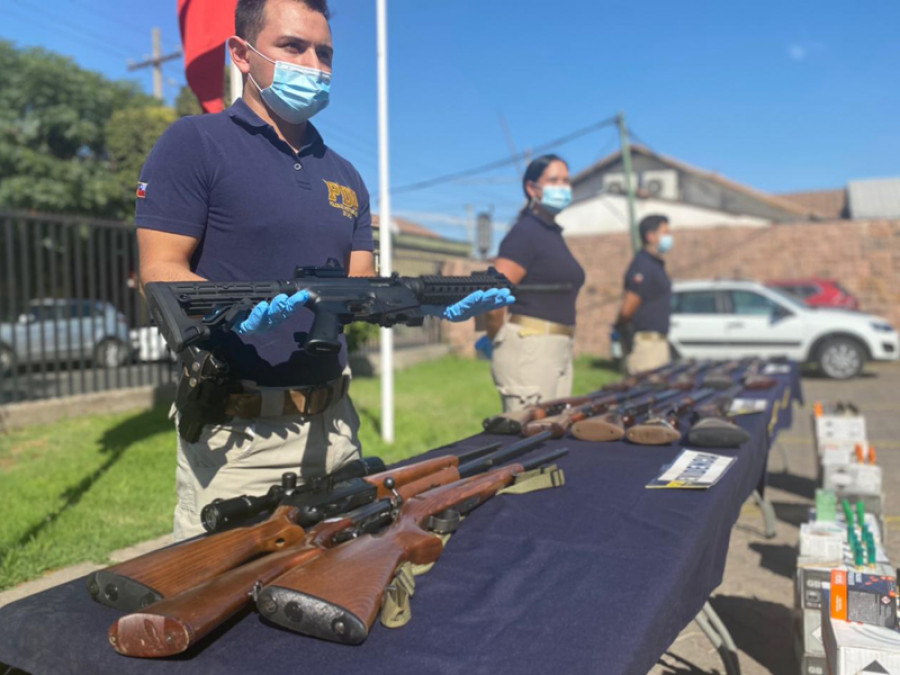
[0,299,133,374]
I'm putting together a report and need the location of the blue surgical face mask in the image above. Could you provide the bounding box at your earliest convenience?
[658,233,674,253]
[247,43,331,124]
[540,185,573,213]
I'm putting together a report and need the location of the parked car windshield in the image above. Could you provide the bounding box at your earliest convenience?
[764,286,807,310]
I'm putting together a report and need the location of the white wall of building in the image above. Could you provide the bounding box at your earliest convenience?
[557,194,772,237]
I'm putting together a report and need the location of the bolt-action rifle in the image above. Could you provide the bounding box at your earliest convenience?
[686,386,754,448]
[106,438,557,657]
[252,447,568,645]
[88,434,550,613]
[481,360,692,435]
[624,387,721,445]
[568,388,688,442]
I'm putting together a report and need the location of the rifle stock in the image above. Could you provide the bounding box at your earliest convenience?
[105,467,467,658]
[255,464,528,644]
[624,418,681,445]
[569,411,625,442]
[88,454,460,612]
[481,361,691,434]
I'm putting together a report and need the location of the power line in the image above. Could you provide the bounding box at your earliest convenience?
[391,115,618,194]
[11,0,137,58]
[627,127,657,154]
[4,3,133,60]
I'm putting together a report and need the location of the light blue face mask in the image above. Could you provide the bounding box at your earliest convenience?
[247,43,331,124]
[540,185,573,213]
[658,233,674,253]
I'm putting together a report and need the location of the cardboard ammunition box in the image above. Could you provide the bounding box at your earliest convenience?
[800,522,844,562]
[824,464,882,497]
[796,560,894,611]
[830,569,898,628]
[795,606,826,657]
[814,415,867,451]
[800,654,828,675]
[818,441,862,469]
[822,590,900,675]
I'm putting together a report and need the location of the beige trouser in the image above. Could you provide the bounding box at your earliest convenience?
[171,394,361,541]
[490,322,574,413]
[626,332,671,375]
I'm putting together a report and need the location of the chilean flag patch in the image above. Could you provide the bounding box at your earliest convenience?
[136,182,148,199]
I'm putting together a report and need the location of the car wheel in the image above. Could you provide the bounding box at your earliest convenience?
[95,339,130,368]
[0,346,13,375]
[817,337,864,379]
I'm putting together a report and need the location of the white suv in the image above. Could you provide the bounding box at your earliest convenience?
[669,280,899,379]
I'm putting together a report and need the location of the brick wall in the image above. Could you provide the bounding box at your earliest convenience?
[570,219,900,357]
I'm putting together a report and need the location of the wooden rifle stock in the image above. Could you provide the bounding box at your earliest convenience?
[481,361,691,434]
[87,454,460,612]
[255,454,564,645]
[106,467,462,658]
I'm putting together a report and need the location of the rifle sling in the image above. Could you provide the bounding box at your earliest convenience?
[379,466,566,630]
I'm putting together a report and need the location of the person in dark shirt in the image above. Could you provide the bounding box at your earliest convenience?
[616,214,673,374]
[136,0,511,540]
[484,154,586,412]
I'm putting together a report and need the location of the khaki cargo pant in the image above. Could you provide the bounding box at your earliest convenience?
[171,393,361,541]
[626,332,671,375]
[490,322,574,413]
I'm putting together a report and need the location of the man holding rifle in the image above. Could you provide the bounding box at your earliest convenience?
[135,0,511,539]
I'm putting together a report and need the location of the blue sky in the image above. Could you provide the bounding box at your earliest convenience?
[3,0,898,242]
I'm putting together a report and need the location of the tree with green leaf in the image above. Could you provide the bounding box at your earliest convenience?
[0,40,158,218]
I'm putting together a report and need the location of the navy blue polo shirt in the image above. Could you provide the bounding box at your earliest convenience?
[497,209,585,326]
[624,249,672,335]
[135,98,373,386]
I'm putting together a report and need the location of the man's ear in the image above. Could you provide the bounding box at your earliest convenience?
[228,36,251,75]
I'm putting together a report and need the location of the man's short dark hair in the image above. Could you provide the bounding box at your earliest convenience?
[639,214,669,244]
[236,0,331,43]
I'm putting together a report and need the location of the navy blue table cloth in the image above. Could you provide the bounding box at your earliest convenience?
[0,365,801,675]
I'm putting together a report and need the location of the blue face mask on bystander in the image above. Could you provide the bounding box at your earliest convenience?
[540,185,573,213]
[247,42,331,124]
[657,233,674,253]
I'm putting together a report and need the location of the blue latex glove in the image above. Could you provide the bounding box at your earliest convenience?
[475,334,494,359]
[422,287,515,322]
[234,290,310,335]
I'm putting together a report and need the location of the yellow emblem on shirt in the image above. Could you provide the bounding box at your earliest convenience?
[323,180,359,219]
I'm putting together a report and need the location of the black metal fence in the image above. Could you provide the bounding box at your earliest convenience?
[0,211,176,404]
[0,211,447,406]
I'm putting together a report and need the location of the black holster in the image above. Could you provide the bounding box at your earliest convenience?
[174,371,241,443]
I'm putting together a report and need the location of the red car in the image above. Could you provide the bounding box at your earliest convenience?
[767,278,860,310]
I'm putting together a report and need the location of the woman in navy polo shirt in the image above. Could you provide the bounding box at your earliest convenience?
[484,155,586,412]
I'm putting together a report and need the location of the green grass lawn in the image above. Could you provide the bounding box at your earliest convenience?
[0,355,617,590]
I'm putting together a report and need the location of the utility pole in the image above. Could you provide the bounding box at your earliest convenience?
[617,111,640,253]
[128,28,182,100]
[465,204,474,258]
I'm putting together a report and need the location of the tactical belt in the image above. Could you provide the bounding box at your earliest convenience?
[508,314,575,337]
[223,375,350,418]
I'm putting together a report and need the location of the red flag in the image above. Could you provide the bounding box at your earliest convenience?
[178,0,239,113]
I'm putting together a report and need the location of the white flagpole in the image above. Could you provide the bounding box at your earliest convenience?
[376,0,394,443]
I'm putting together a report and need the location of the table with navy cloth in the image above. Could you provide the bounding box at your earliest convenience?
[0,364,802,675]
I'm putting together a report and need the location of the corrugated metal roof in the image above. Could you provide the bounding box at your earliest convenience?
[847,177,900,219]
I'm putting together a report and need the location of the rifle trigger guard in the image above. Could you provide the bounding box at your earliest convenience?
[425,509,461,535]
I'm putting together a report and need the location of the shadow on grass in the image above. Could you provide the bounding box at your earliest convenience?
[1,405,172,556]
[356,405,382,436]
